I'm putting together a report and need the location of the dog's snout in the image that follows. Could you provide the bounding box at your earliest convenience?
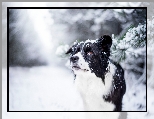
[70,56,79,63]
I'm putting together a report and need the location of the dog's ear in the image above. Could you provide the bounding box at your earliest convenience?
[65,47,72,54]
[97,35,112,51]
[65,43,79,54]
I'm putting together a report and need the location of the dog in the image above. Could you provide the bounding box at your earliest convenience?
[66,35,126,111]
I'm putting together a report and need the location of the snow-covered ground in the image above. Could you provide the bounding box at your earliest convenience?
[8,66,84,111]
[2,66,87,119]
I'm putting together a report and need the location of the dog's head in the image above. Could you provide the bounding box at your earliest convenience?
[66,35,112,83]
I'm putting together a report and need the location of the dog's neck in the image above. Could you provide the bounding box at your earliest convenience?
[74,61,117,111]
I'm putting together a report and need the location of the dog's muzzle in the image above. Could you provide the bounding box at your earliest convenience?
[70,56,79,63]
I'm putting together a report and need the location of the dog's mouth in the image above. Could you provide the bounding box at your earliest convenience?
[72,65,89,72]
[72,66,81,70]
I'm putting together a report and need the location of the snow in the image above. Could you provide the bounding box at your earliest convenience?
[8,66,84,111]
[123,9,134,14]
[84,39,96,44]
[117,40,130,50]
[56,45,69,57]
[126,87,154,119]
[3,67,86,119]
[122,83,146,111]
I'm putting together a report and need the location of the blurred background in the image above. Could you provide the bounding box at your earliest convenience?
[2,2,154,119]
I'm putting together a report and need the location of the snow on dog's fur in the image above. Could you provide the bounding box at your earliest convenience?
[66,35,126,112]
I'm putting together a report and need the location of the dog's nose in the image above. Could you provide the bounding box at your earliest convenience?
[70,56,79,63]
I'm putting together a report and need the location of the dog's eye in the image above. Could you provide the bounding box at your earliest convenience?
[85,47,93,55]
[84,44,94,55]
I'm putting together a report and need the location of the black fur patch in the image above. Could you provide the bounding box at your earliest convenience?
[103,60,126,111]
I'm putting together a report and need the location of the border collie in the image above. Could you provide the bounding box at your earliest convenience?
[66,35,126,111]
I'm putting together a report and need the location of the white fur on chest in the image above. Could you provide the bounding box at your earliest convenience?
[75,62,116,111]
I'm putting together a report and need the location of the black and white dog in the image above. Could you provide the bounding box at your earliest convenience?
[66,35,126,111]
